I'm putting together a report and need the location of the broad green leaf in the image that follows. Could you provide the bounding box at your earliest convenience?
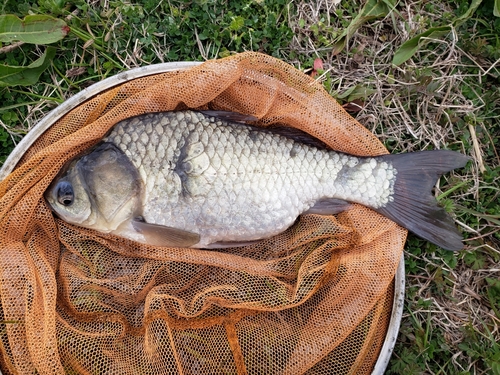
[393,0,486,67]
[0,14,69,44]
[229,16,245,31]
[454,0,484,26]
[495,0,500,17]
[0,47,56,87]
[332,0,396,55]
[335,85,357,100]
[392,26,451,66]
[336,85,376,101]
[347,86,376,102]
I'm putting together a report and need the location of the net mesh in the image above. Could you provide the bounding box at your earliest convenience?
[0,52,404,374]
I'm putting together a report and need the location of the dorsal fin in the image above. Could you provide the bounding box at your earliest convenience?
[199,110,329,150]
[199,110,259,123]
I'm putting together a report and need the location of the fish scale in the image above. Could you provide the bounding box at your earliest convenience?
[46,110,469,250]
[103,111,392,247]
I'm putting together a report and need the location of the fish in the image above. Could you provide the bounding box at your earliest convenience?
[45,110,470,250]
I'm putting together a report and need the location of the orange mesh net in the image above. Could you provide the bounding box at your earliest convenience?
[0,52,404,374]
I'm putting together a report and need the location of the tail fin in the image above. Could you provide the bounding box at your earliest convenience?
[376,150,470,251]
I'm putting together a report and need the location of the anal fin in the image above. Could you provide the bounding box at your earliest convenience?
[304,198,352,215]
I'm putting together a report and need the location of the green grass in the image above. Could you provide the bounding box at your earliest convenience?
[1,0,499,374]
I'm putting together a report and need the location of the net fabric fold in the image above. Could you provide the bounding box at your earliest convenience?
[0,52,405,375]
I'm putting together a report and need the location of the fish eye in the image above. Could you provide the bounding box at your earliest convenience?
[56,181,74,206]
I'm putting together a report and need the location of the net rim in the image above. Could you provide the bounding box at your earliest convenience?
[0,60,404,375]
[372,255,405,375]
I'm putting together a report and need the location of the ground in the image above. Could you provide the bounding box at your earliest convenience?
[0,0,499,374]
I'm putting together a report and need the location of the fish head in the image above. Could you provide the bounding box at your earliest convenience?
[45,143,142,233]
[46,160,94,226]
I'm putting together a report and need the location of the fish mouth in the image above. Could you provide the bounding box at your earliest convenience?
[44,155,96,226]
[44,188,58,212]
[45,161,75,210]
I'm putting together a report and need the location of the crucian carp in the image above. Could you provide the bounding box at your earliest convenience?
[45,110,469,250]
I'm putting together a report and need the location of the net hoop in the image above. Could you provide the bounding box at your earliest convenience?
[0,61,404,375]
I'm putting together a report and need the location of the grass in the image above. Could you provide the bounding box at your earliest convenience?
[1,0,499,374]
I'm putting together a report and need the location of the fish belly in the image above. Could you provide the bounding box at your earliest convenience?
[105,111,395,247]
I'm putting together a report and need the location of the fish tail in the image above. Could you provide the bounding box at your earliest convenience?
[375,150,470,251]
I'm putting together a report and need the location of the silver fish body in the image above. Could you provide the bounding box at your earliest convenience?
[45,110,469,250]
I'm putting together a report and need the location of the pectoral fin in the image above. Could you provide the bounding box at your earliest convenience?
[131,219,200,248]
[203,240,262,249]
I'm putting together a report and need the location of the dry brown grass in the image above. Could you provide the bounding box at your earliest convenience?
[290,0,499,373]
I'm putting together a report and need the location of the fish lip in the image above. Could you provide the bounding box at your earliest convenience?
[45,154,94,224]
[45,171,69,212]
[45,155,82,204]
[44,188,58,213]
